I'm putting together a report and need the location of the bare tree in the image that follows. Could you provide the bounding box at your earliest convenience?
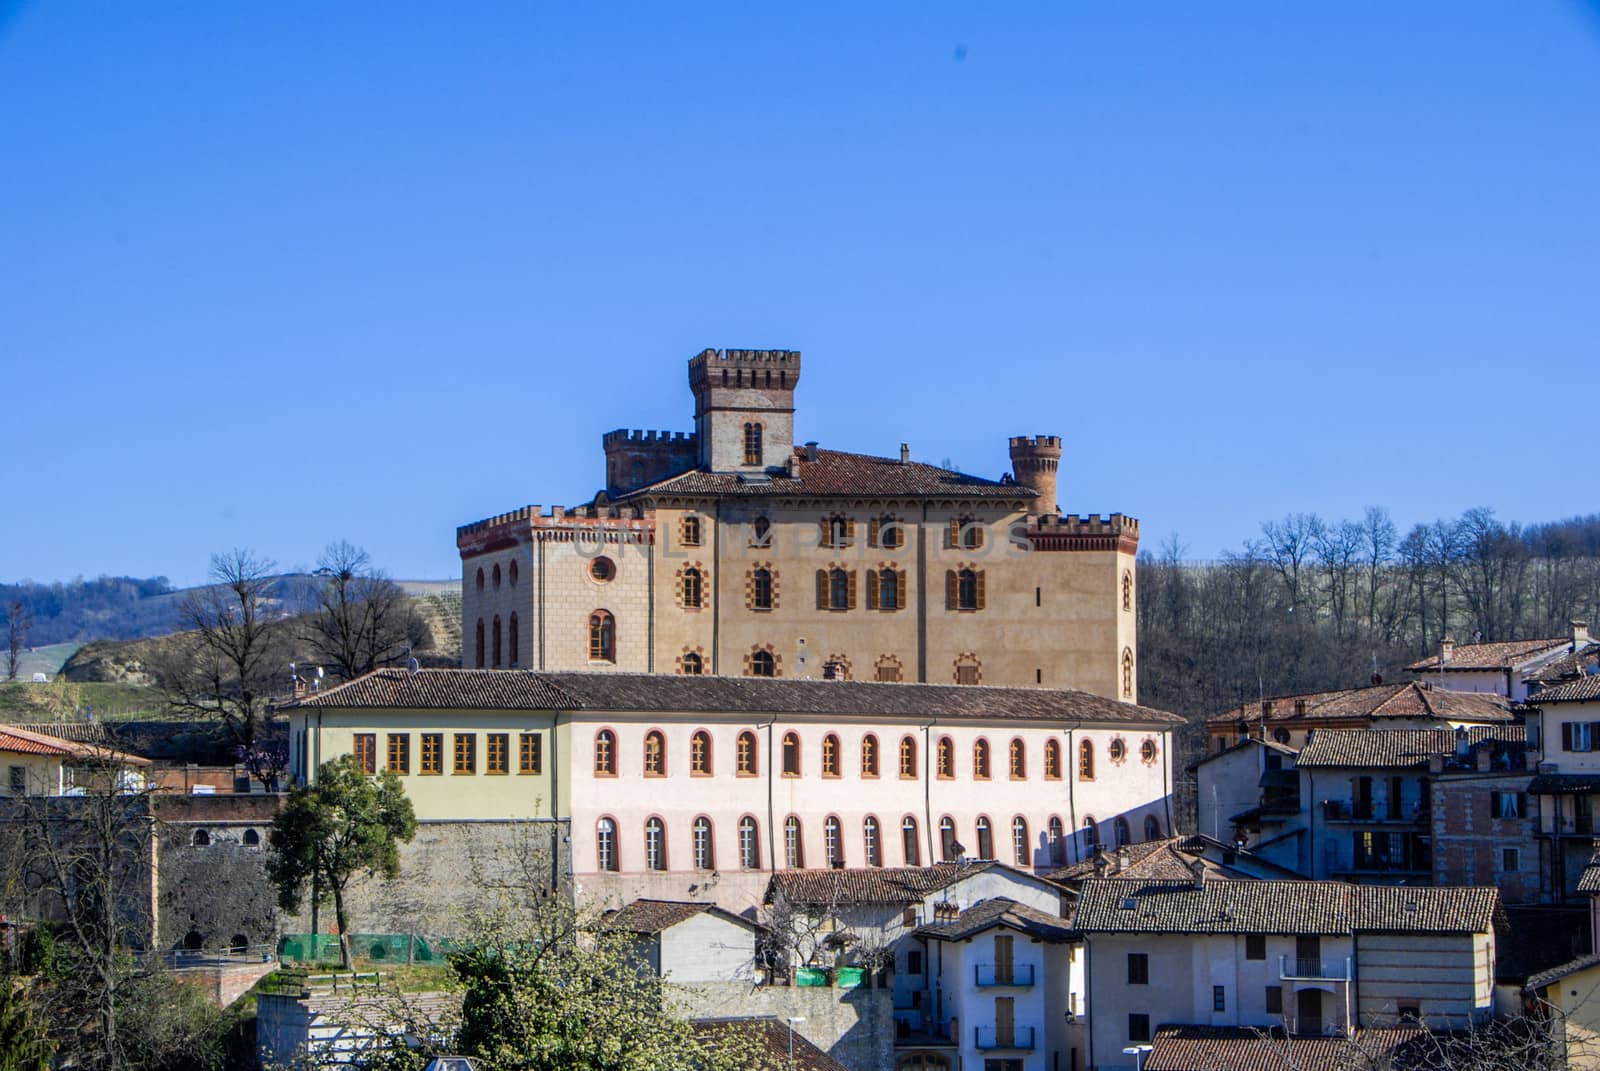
[5,599,30,681]
[301,541,420,682]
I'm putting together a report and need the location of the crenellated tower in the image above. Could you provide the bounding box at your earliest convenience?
[1009,435,1063,515]
[687,348,801,472]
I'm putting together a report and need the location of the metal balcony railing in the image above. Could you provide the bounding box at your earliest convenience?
[1544,815,1597,836]
[974,963,1036,987]
[974,1026,1035,1051]
[1280,955,1351,981]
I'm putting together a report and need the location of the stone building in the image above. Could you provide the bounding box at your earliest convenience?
[457,347,1140,699]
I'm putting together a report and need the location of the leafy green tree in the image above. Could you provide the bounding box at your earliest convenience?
[267,756,417,970]
[0,970,53,1071]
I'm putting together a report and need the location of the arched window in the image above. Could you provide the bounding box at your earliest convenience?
[957,568,979,610]
[1115,817,1132,848]
[492,615,502,667]
[736,731,758,776]
[1083,815,1100,847]
[863,816,882,867]
[829,568,850,610]
[1122,647,1134,699]
[975,816,994,860]
[594,730,617,776]
[681,651,703,675]
[753,568,773,610]
[973,739,991,780]
[899,735,917,778]
[193,829,210,847]
[861,734,880,777]
[1043,738,1061,780]
[690,730,712,775]
[645,817,667,871]
[693,816,714,870]
[509,560,519,587]
[508,613,519,666]
[589,611,615,663]
[475,567,484,591]
[474,619,485,668]
[751,517,771,547]
[782,732,801,776]
[751,650,776,677]
[938,736,955,779]
[242,828,260,847]
[1012,816,1030,867]
[1122,570,1133,611]
[821,734,841,777]
[597,817,618,871]
[1009,738,1026,780]
[1145,815,1162,840]
[743,422,763,465]
[683,567,703,609]
[1078,740,1095,781]
[940,816,959,861]
[643,731,666,777]
[825,815,843,867]
[682,515,702,546]
[784,816,804,868]
[739,815,760,869]
[902,816,920,866]
[878,568,899,611]
[1048,816,1065,865]
[492,563,501,589]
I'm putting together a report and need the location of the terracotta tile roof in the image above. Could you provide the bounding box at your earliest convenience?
[1529,675,1600,704]
[294,669,1185,727]
[1207,681,1514,726]
[1579,847,1600,893]
[915,896,1077,942]
[766,862,1021,906]
[1523,951,1600,993]
[1146,1025,1428,1071]
[1042,838,1259,886]
[13,722,114,744]
[0,723,150,764]
[1071,879,1501,936]
[1524,643,1600,686]
[1408,637,1568,672]
[0,726,74,757]
[618,446,1034,501]
[603,899,759,935]
[691,1017,849,1071]
[1295,726,1526,769]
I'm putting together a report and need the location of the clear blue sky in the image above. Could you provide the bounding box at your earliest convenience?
[4,2,1597,587]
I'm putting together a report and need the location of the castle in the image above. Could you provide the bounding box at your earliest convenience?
[458,347,1140,699]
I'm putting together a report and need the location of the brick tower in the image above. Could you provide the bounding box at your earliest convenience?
[1009,435,1063,515]
[687,349,801,472]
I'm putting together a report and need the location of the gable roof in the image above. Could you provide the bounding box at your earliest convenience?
[1295,726,1526,770]
[603,899,761,935]
[1207,682,1514,728]
[1529,675,1600,704]
[1524,643,1600,686]
[1146,1025,1428,1071]
[0,723,150,765]
[1042,838,1261,887]
[1071,878,1502,936]
[618,446,1033,502]
[1187,735,1298,772]
[1523,951,1600,993]
[293,669,1184,728]
[691,1017,849,1071]
[915,897,1078,943]
[1409,637,1569,672]
[765,862,1056,907]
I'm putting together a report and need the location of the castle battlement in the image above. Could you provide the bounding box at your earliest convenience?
[1031,513,1138,534]
[687,348,801,391]
[601,429,698,447]
[1009,435,1063,451]
[457,504,656,553]
[1025,512,1140,554]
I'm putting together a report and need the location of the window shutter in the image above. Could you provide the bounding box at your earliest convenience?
[845,519,856,544]
[866,569,879,610]
[947,518,959,549]
[973,525,985,549]
[1488,793,1497,823]
[847,570,858,610]
[946,570,958,610]
[975,570,987,610]
[1564,722,1574,751]
[897,570,908,612]
[816,569,828,610]
[819,518,830,547]
[1518,792,1528,818]
[869,518,881,548]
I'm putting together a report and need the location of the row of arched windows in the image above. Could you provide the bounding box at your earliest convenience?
[473,614,520,668]
[592,811,1164,872]
[590,728,1160,781]
[474,560,519,591]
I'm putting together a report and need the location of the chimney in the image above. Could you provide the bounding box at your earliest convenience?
[1188,857,1207,889]
[804,441,819,463]
[1092,848,1109,878]
[1476,747,1492,772]
[900,442,910,465]
[786,454,799,478]
[1573,621,1591,649]
[1441,636,1455,663]
[1454,726,1471,759]
[1428,754,1445,775]
[1115,845,1131,874]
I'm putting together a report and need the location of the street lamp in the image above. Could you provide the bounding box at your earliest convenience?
[1123,1044,1153,1071]
[785,1016,806,1071]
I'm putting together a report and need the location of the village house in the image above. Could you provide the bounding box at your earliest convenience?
[1407,623,1593,702]
[1204,679,1514,755]
[1527,675,1600,898]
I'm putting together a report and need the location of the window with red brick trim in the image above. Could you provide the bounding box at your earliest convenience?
[973,739,991,780]
[862,734,880,777]
[643,731,666,777]
[690,730,712,775]
[899,735,918,779]
[1043,738,1062,780]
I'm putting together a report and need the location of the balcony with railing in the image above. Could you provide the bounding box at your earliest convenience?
[1284,1016,1345,1038]
[1322,800,1428,825]
[974,1026,1035,1051]
[1280,956,1351,982]
[973,963,1036,988]
[1542,814,1597,837]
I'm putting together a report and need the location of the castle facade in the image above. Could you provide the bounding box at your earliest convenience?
[458,348,1139,699]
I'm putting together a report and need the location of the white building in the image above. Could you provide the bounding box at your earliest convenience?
[1071,876,1502,1070]
[1408,624,1591,702]
[604,898,765,984]
[1528,675,1600,898]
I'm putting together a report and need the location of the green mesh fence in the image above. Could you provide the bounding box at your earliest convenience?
[276,934,459,965]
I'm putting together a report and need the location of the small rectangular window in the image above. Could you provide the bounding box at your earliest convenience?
[1246,934,1266,960]
[352,734,376,775]
[486,733,509,774]
[1266,986,1283,1014]
[907,950,923,975]
[421,733,443,774]
[1502,847,1521,872]
[386,733,410,774]
[1127,953,1149,985]
[519,732,543,774]
[1128,1014,1151,1043]
[454,733,476,775]
[1213,985,1226,1012]
[8,766,26,795]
